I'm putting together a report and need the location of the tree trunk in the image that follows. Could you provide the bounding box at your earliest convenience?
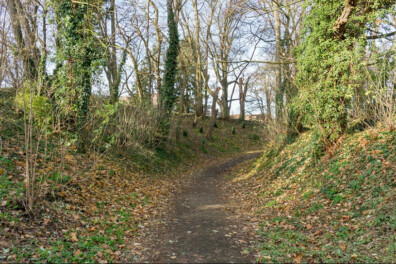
[193,0,203,119]
[6,0,39,80]
[206,87,220,140]
[219,78,229,119]
[239,77,250,121]
[176,56,187,141]
[272,0,283,123]
[109,0,118,103]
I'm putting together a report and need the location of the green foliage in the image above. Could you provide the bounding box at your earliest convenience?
[254,129,395,263]
[265,199,277,207]
[311,128,326,162]
[88,101,163,153]
[247,133,260,141]
[161,2,180,115]
[51,0,102,129]
[294,0,394,144]
[14,82,51,125]
[47,171,71,184]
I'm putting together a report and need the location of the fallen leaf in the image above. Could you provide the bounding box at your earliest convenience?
[313,230,323,236]
[293,253,303,263]
[70,232,78,242]
[241,249,249,255]
[340,242,347,251]
[306,224,312,229]
[0,240,10,247]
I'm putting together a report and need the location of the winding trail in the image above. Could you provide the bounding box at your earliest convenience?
[141,152,261,263]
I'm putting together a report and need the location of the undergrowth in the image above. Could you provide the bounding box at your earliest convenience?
[0,90,264,262]
[237,128,395,263]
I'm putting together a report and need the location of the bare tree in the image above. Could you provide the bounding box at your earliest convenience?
[99,0,128,103]
[6,0,42,81]
[208,0,245,119]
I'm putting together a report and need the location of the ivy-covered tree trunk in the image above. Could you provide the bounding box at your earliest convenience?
[272,0,284,123]
[295,0,394,147]
[53,0,100,148]
[160,0,180,133]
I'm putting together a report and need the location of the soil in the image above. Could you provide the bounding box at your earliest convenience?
[136,152,261,263]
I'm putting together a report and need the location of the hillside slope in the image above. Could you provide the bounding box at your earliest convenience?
[0,89,264,262]
[226,128,395,263]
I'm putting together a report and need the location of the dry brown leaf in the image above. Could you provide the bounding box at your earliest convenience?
[70,232,78,242]
[340,242,347,251]
[293,253,303,263]
[0,240,10,247]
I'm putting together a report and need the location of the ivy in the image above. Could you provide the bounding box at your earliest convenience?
[161,1,180,115]
[52,0,102,130]
[294,0,394,145]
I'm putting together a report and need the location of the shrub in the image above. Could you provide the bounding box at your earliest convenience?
[14,82,51,125]
[87,100,163,154]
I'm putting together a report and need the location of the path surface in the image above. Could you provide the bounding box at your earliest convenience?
[141,153,261,263]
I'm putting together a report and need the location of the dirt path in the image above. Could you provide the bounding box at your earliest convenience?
[139,152,261,263]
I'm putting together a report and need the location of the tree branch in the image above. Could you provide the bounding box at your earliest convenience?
[366,31,396,40]
[333,0,359,40]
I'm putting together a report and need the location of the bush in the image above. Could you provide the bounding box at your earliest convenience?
[14,82,51,125]
[87,101,163,154]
